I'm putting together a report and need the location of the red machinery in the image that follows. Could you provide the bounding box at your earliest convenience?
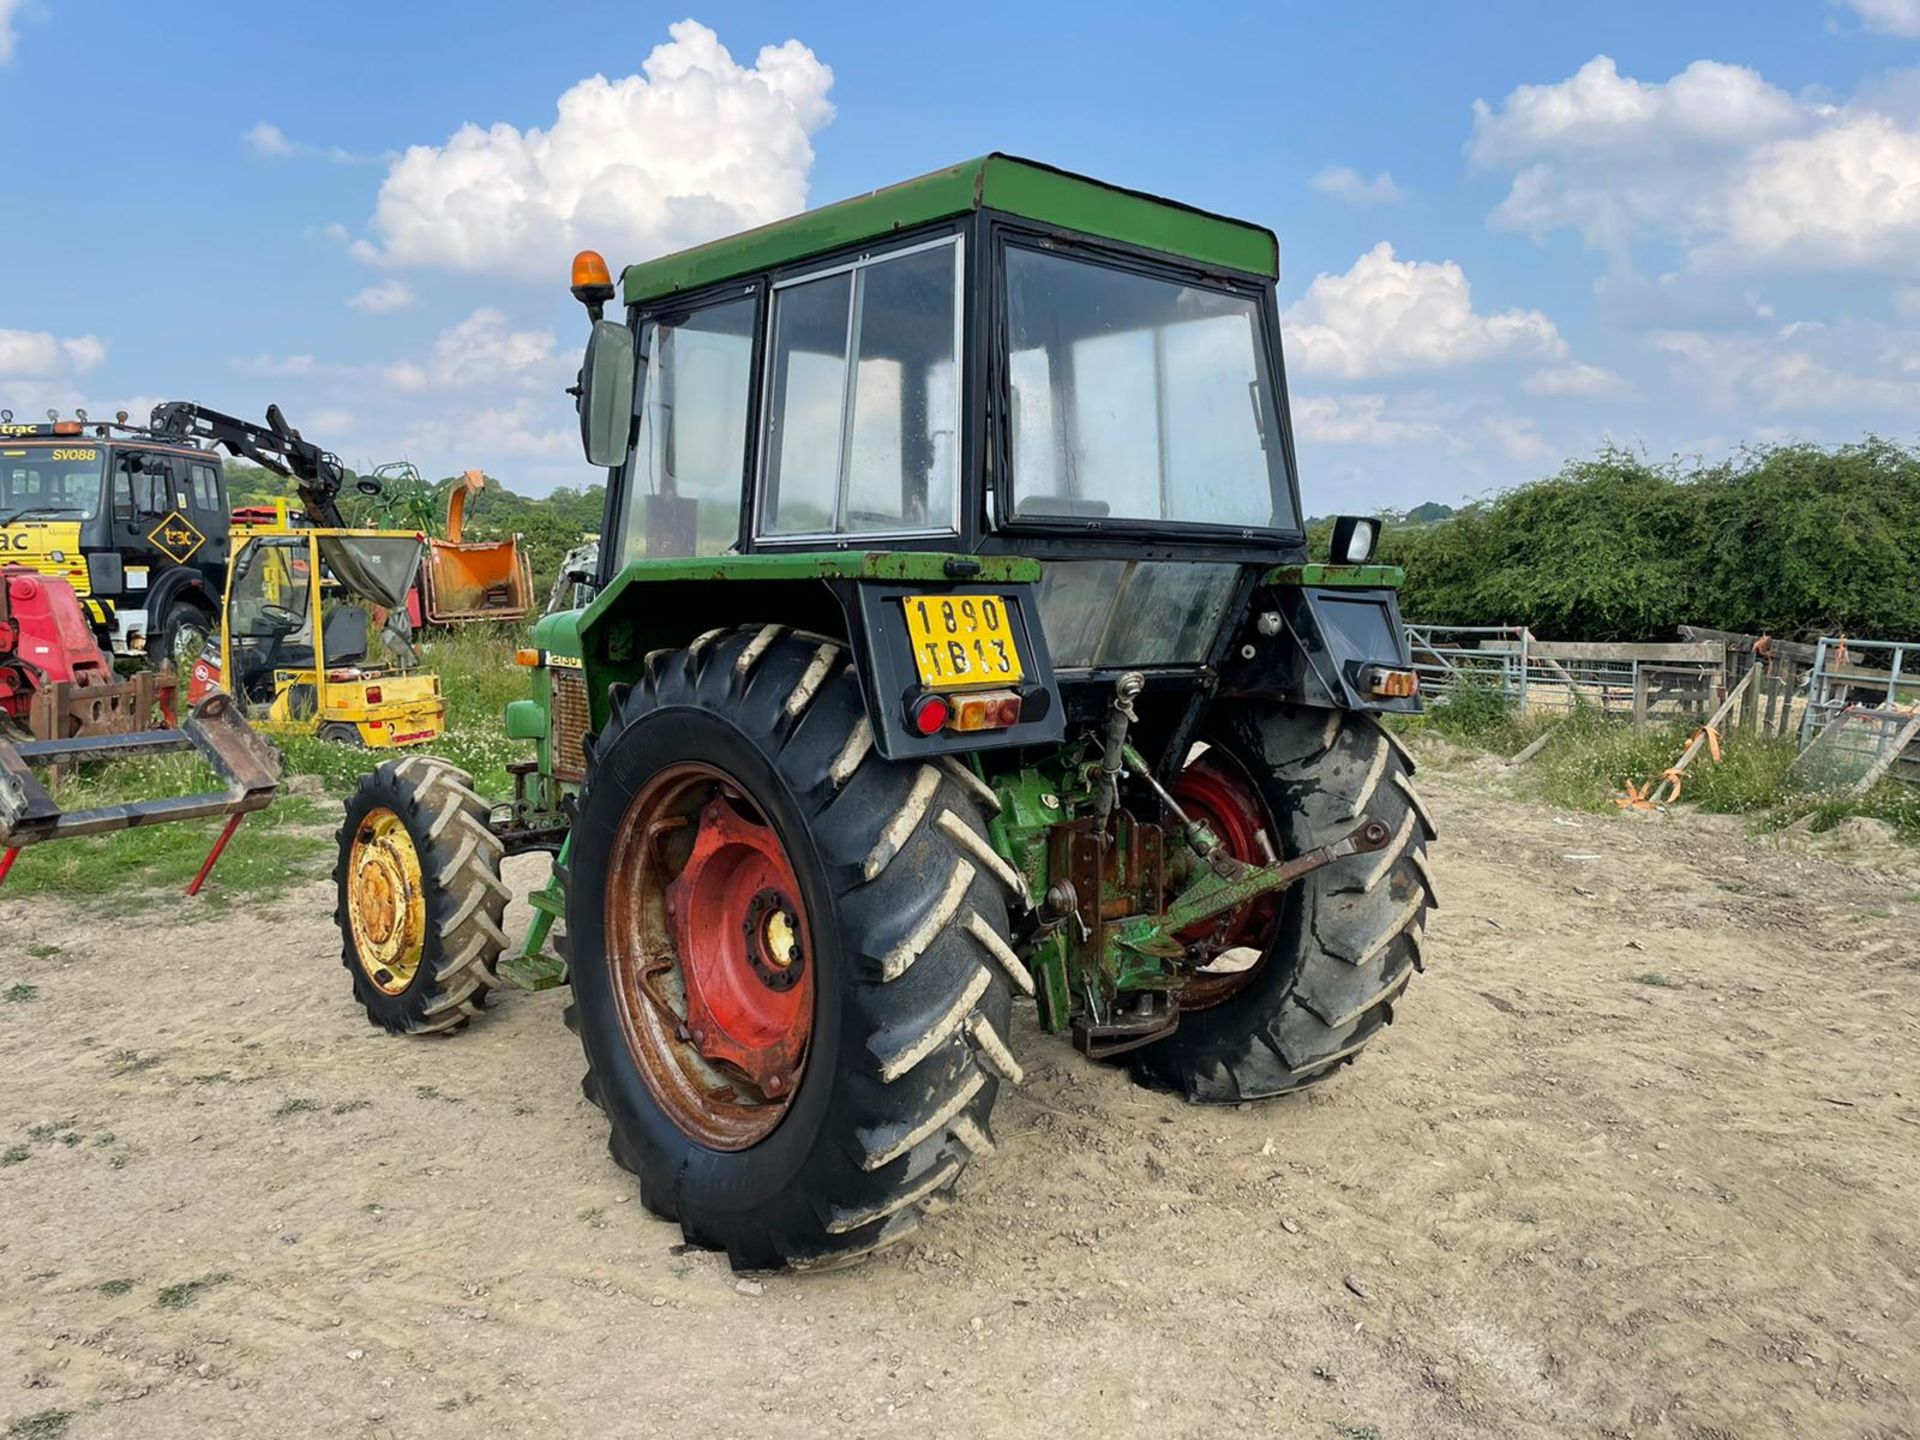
[0,566,176,740]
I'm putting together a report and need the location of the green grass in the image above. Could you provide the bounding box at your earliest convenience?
[1,627,535,905]
[0,756,336,903]
[3,984,37,1003]
[96,1278,135,1297]
[272,1097,321,1118]
[155,1272,231,1310]
[1,1146,27,1166]
[6,1410,72,1440]
[1402,678,1556,754]
[1413,684,1920,843]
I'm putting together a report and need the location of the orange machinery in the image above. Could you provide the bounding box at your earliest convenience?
[420,471,534,625]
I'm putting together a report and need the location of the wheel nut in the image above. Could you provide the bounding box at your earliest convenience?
[764,1074,784,1095]
[689,1028,705,1046]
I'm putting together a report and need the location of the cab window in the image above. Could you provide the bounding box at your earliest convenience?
[757,236,961,538]
[189,463,221,513]
[619,291,757,563]
[113,453,173,517]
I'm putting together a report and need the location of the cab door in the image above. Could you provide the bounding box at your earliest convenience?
[186,457,229,586]
[110,450,177,597]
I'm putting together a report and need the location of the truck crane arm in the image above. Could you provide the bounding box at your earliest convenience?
[147,402,366,528]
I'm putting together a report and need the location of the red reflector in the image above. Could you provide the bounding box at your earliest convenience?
[1368,668,1418,698]
[52,421,82,435]
[909,694,949,735]
[365,685,383,703]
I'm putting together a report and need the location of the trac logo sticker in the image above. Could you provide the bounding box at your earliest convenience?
[147,511,208,565]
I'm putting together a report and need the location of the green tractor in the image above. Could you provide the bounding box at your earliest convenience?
[334,155,1434,1270]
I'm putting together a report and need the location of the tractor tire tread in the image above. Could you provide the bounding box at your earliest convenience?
[336,756,510,1037]
[1132,710,1432,1103]
[572,624,1017,1271]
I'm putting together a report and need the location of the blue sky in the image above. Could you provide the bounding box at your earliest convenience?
[4,0,1920,513]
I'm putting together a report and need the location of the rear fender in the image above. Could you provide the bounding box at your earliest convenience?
[1224,585,1419,714]
[569,554,1062,755]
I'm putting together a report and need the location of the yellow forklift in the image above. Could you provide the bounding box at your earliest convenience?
[138,403,447,749]
[190,517,446,747]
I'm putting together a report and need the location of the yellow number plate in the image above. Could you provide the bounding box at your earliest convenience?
[902,593,1024,690]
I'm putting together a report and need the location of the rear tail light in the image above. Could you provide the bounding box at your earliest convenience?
[365,685,383,703]
[908,693,950,735]
[1366,667,1419,699]
[947,688,1022,733]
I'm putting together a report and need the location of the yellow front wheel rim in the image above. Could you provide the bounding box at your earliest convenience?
[347,807,428,996]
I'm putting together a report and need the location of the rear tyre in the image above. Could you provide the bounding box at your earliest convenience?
[336,755,510,1035]
[318,722,366,747]
[1131,705,1435,1101]
[568,625,1020,1270]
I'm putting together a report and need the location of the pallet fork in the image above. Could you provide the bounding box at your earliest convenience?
[0,692,281,893]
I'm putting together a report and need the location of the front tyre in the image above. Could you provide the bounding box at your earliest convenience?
[158,600,215,668]
[335,756,510,1035]
[568,626,1022,1270]
[1132,706,1436,1101]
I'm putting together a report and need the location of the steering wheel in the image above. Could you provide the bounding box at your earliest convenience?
[258,603,303,635]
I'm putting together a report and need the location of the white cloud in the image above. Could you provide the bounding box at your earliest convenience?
[232,353,318,378]
[381,361,430,393]
[428,309,558,388]
[1523,362,1626,397]
[1470,57,1807,252]
[1472,53,1920,273]
[305,408,355,435]
[1896,284,1920,316]
[347,280,414,315]
[245,121,381,165]
[1484,415,1553,462]
[401,400,576,460]
[1711,115,1920,267]
[1840,0,1920,36]
[356,21,833,280]
[1652,325,1920,411]
[244,122,295,158]
[1284,242,1566,379]
[1310,166,1404,205]
[1291,393,1446,447]
[0,0,26,64]
[0,328,107,378]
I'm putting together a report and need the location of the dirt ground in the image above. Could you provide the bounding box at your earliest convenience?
[3,753,1918,1440]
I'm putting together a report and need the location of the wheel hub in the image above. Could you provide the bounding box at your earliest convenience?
[1171,753,1283,1009]
[347,807,426,995]
[606,764,816,1150]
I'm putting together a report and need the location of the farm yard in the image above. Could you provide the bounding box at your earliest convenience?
[4,741,1916,1440]
[10,8,1920,1437]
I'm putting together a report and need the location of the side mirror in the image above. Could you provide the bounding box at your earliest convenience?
[579,319,636,468]
[1328,515,1381,565]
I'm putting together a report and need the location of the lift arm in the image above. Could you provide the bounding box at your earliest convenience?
[148,402,361,528]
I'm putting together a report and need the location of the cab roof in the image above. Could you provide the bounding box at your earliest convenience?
[620,153,1280,306]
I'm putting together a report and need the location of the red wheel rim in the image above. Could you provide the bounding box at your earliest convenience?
[605,762,814,1150]
[1171,749,1284,1011]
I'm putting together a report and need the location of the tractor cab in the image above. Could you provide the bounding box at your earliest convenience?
[201,525,446,748]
